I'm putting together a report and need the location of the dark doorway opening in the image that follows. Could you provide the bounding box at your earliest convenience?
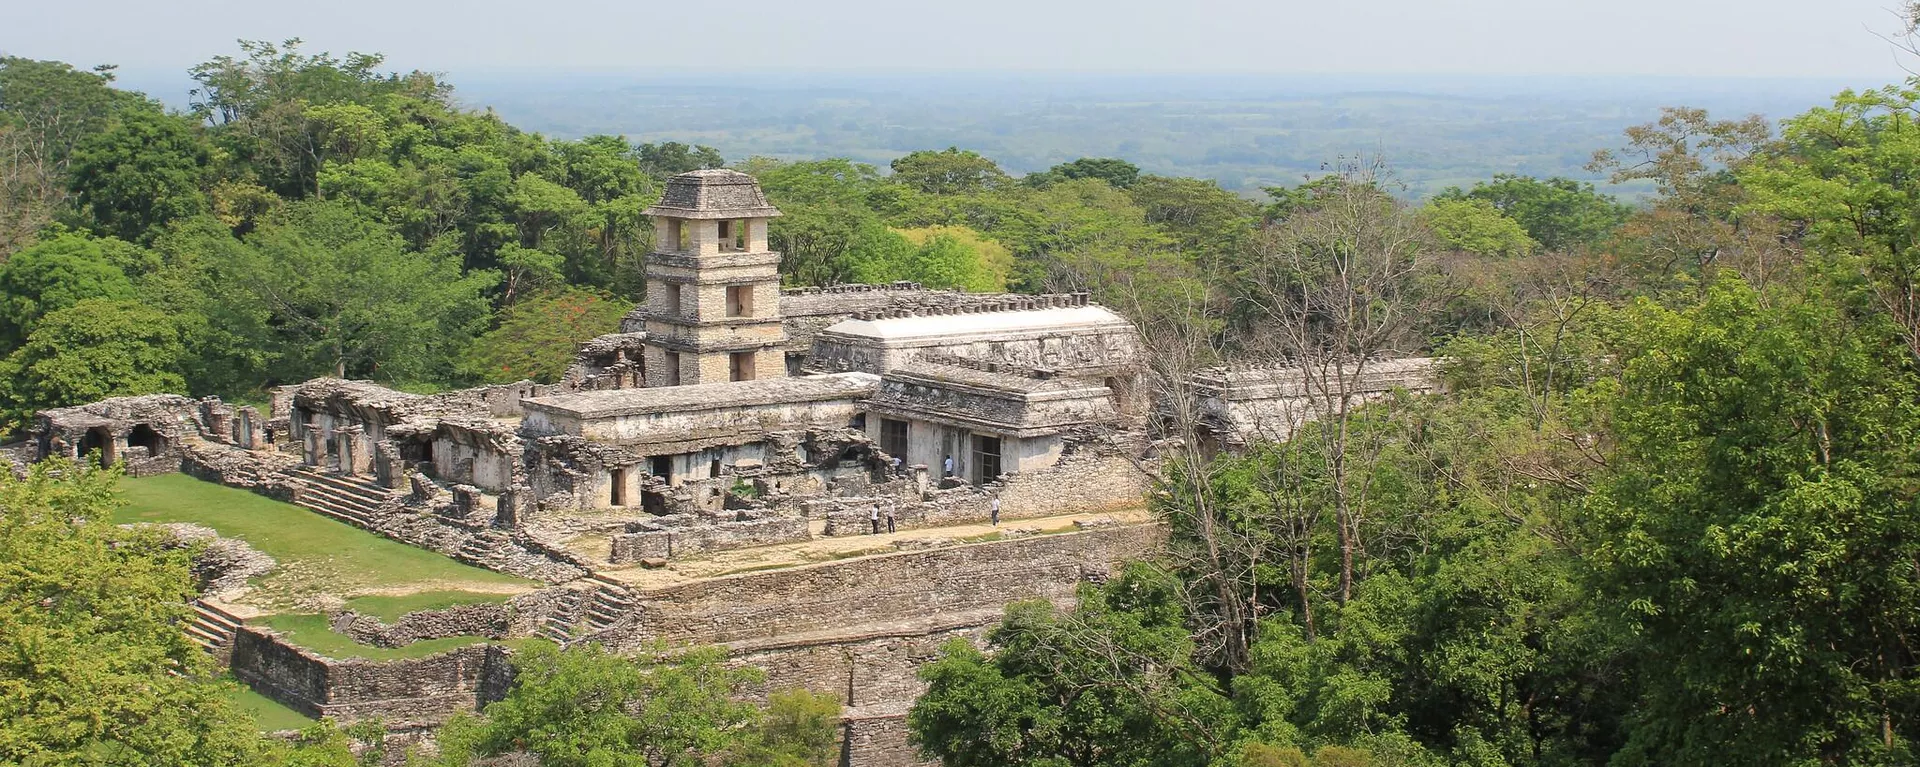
[128,423,166,458]
[610,468,628,507]
[80,427,114,466]
[972,435,1003,485]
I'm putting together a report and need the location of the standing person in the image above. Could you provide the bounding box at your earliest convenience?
[870,504,881,535]
[885,504,896,534]
[990,495,1001,526]
[943,454,954,478]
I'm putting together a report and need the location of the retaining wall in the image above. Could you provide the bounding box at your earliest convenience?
[595,523,1163,649]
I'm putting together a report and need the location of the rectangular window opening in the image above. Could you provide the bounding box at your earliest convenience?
[725,285,753,317]
[661,283,682,316]
[669,219,686,252]
[730,351,756,382]
[610,468,628,507]
[664,351,682,386]
[972,435,1003,485]
[650,455,673,482]
[880,418,909,459]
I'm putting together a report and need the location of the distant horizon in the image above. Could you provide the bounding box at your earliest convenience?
[8,0,1910,82]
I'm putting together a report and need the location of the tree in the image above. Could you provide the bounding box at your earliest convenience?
[889,147,1009,196]
[1591,279,1920,764]
[1433,175,1629,252]
[0,57,150,256]
[721,688,845,767]
[66,108,211,244]
[425,642,833,767]
[459,287,630,384]
[0,230,141,349]
[1741,82,1920,364]
[1027,157,1141,189]
[0,299,186,429]
[636,141,725,179]
[910,564,1237,767]
[897,225,1013,292]
[753,158,890,286]
[227,200,496,381]
[1421,197,1535,258]
[1238,160,1442,609]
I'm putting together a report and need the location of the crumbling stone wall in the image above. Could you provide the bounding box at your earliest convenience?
[230,627,515,726]
[607,515,810,562]
[589,524,1163,649]
[332,588,575,648]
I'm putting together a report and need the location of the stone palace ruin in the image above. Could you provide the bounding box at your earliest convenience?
[12,169,1438,765]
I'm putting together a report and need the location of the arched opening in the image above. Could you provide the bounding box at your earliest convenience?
[128,423,166,458]
[80,427,115,466]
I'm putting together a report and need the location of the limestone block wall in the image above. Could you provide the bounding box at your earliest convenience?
[608,516,811,562]
[591,524,1164,649]
[230,627,513,725]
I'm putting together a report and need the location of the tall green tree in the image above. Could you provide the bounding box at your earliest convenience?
[889,148,1010,196]
[459,287,630,384]
[226,200,496,381]
[1434,175,1628,253]
[910,564,1237,767]
[0,299,187,429]
[67,108,211,244]
[1592,279,1920,765]
[0,230,142,349]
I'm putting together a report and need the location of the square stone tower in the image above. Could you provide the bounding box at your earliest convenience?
[640,169,787,387]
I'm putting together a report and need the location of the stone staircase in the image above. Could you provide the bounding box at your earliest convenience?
[583,574,636,633]
[292,468,394,528]
[185,599,242,657]
[457,529,515,567]
[537,589,585,644]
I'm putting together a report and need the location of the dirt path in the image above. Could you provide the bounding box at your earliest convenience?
[594,505,1154,589]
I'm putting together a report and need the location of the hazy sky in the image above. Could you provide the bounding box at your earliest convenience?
[4,0,1914,80]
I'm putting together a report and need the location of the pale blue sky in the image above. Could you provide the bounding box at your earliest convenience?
[3,0,1913,79]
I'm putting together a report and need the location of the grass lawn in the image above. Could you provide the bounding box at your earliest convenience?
[344,590,510,622]
[221,678,315,732]
[115,474,530,607]
[255,613,550,660]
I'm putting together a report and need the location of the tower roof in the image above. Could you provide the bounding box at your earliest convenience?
[642,169,782,220]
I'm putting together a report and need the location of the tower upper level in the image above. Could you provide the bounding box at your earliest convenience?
[643,170,783,257]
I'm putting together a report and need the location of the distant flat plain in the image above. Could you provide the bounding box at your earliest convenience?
[122,69,1870,199]
[449,71,1870,198]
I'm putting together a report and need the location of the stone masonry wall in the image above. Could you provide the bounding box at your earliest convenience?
[589,524,1163,650]
[230,626,513,726]
[608,516,811,562]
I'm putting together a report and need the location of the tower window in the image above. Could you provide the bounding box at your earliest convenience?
[730,351,756,382]
[667,219,686,252]
[665,351,682,385]
[726,285,753,317]
[661,283,682,316]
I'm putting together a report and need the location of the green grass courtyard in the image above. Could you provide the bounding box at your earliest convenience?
[116,473,536,657]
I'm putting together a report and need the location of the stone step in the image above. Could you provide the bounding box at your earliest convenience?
[193,600,243,629]
[294,495,371,527]
[184,622,228,648]
[297,481,385,515]
[295,468,395,504]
